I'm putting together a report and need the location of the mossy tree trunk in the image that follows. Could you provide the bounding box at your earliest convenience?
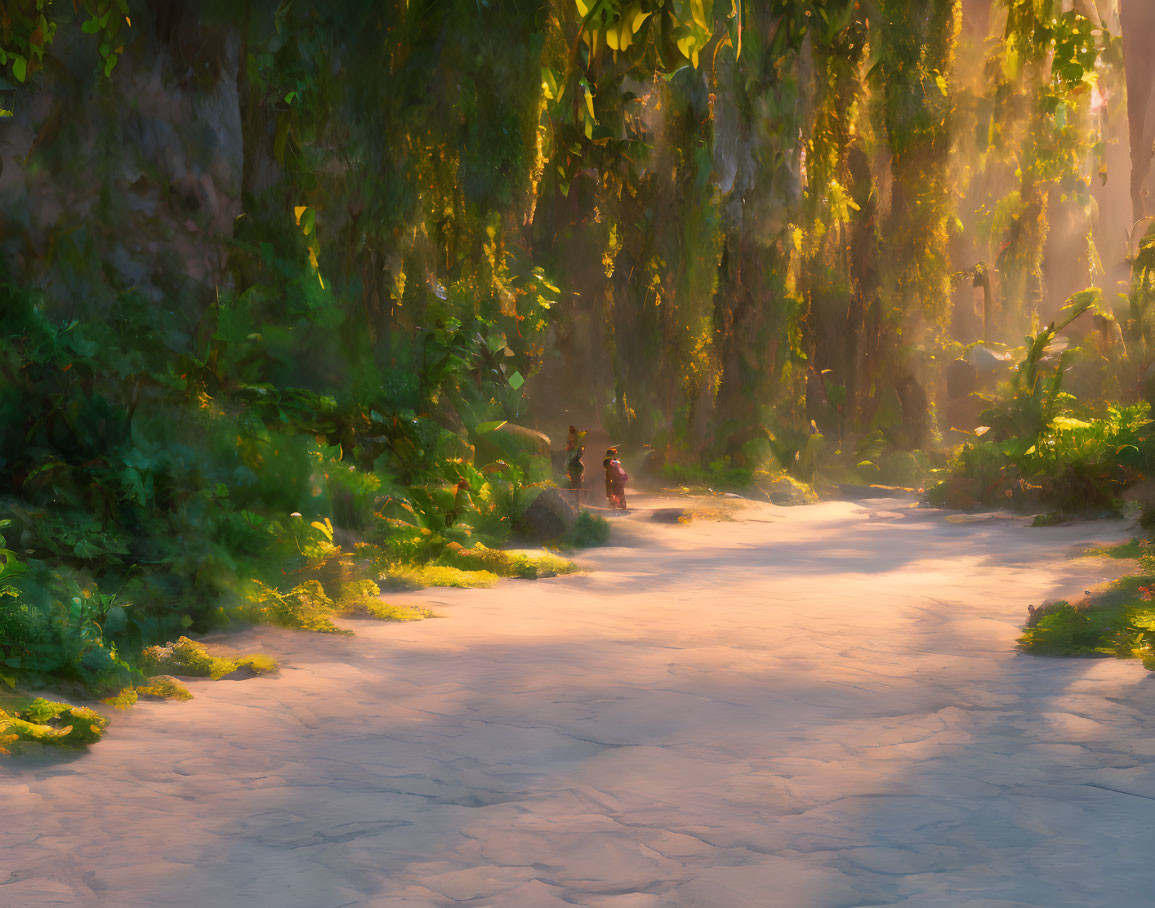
[1122,0,1155,223]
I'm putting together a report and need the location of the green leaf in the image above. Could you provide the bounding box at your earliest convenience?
[475,420,508,434]
[508,371,525,390]
[12,56,26,83]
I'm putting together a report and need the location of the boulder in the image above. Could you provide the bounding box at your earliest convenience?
[753,474,817,506]
[651,508,691,524]
[516,487,579,541]
[968,345,1013,372]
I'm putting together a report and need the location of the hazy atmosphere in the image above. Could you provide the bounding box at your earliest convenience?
[3,1,1155,905]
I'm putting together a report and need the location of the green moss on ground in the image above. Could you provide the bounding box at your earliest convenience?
[333,577,435,621]
[1020,572,1155,669]
[0,722,15,754]
[0,698,109,748]
[381,563,500,589]
[1084,538,1143,560]
[103,675,194,710]
[439,541,576,579]
[140,636,279,679]
[363,601,437,621]
[139,675,194,700]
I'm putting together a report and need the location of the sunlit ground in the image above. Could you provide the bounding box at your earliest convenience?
[3,496,1151,907]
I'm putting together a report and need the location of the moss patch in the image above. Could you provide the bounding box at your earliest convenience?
[0,722,16,754]
[139,675,194,701]
[1084,538,1143,560]
[754,472,818,506]
[0,698,109,748]
[103,675,194,710]
[1021,575,1155,668]
[381,563,500,589]
[140,636,279,680]
[317,576,435,622]
[691,506,738,522]
[363,601,436,621]
[439,541,576,579]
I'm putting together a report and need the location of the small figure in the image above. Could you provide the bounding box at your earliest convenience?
[603,447,629,510]
[565,425,586,490]
[445,479,471,527]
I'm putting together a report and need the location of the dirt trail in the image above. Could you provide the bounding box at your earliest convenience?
[4,496,1155,907]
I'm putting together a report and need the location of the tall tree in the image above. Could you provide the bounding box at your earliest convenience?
[1122,0,1155,223]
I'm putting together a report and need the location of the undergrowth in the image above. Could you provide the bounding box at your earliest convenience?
[0,280,594,695]
[929,293,1155,515]
[139,636,279,680]
[563,511,611,547]
[0,698,109,750]
[1020,537,1155,669]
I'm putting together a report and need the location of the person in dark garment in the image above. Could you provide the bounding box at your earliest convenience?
[565,425,585,490]
[603,447,629,509]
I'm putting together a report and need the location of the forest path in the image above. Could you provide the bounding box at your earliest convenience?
[4,496,1155,907]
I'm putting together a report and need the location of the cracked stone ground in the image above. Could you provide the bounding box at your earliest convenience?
[4,496,1155,907]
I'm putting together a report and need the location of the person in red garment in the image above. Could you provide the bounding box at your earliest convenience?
[603,447,629,509]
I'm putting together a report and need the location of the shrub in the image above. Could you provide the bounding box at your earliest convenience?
[0,699,109,748]
[438,541,577,578]
[239,580,348,634]
[140,636,278,679]
[564,511,611,548]
[380,564,500,589]
[103,675,194,710]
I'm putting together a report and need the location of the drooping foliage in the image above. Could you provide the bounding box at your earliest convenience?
[0,0,1144,688]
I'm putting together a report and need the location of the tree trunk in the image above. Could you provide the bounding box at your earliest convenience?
[1123,0,1155,222]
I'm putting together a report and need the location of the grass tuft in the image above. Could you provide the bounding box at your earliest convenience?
[1084,538,1143,560]
[562,511,611,547]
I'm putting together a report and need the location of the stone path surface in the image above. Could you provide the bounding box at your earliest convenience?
[4,496,1155,907]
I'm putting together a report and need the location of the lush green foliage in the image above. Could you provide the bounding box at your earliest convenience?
[0,697,109,749]
[564,511,612,548]
[0,1,1144,691]
[0,272,567,690]
[931,285,1155,513]
[1020,541,1155,670]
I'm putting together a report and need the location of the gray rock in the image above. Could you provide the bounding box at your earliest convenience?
[968,345,1014,372]
[752,475,817,506]
[516,487,579,541]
